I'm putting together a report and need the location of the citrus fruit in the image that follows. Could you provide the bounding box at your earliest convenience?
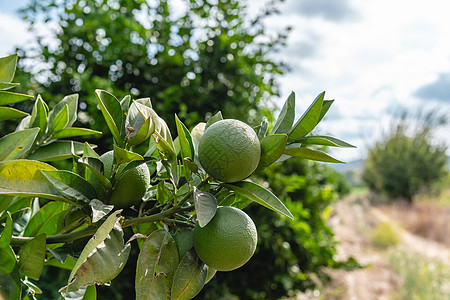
[198,119,261,182]
[97,151,151,208]
[193,206,257,271]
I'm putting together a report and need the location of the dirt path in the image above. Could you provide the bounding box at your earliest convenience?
[296,193,450,300]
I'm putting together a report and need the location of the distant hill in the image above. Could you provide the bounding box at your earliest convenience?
[327,159,365,173]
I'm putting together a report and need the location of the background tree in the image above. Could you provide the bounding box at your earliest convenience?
[15,0,290,148]
[363,109,448,203]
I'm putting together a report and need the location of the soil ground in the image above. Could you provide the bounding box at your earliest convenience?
[293,193,450,300]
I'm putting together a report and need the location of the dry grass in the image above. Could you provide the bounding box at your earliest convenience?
[381,200,450,246]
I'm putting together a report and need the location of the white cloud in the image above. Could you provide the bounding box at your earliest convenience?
[0,12,32,56]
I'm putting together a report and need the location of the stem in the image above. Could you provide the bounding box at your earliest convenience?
[9,177,210,246]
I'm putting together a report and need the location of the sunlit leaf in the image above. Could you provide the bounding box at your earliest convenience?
[271,91,295,134]
[49,104,69,134]
[0,90,33,105]
[113,145,143,165]
[175,114,194,160]
[224,181,294,219]
[295,135,356,148]
[317,99,334,123]
[288,92,325,140]
[29,95,48,141]
[52,128,102,140]
[205,111,223,129]
[284,146,344,163]
[0,128,39,161]
[0,160,70,202]
[0,54,17,82]
[95,90,122,146]
[0,106,28,121]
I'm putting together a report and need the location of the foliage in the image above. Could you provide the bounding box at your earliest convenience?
[14,0,290,146]
[388,250,450,300]
[0,53,355,299]
[363,110,448,203]
[370,221,400,249]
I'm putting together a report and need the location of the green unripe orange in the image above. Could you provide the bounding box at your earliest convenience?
[198,119,261,182]
[193,206,257,272]
[98,151,150,208]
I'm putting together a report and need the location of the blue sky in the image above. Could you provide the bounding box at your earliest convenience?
[1,0,450,162]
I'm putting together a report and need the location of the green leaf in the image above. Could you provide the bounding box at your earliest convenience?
[317,99,334,124]
[288,92,325,140]
[0,54,17,82]
[52,128,102,140]
[257,118,269,139]
[89,199,114,223]
[64,211,130,293]
[171,249,208,300]
[0,90,33,105]
[154,126,177,162]
[175,114,194,160]
[193,187,217,228]
[257,134,288,170]
[113,145,143,165]
[0,160,71,202]
[0,128,39,161]
[0,246,21,300]
[284,146,344,163]
[49,104,69,134]
[63,285,97,300]
[77,157,112,191]
[0,212,13,248]
[0,106,28,121]
[41,170,97,204]
[295,136,356,148]
[0,82,19,90]
[47,94,78,129]
[29,95,49,141]
[125,101,156,146]
[27,141,90,161]
[190,122,206,156]
[18,233,46,280]
[83,142,99,158]
[205,111,223,129]
[223,181,294,219]
[22,202,67,237]
[95,90,122,146]
[136,229,180,300]
[271,91,296,134]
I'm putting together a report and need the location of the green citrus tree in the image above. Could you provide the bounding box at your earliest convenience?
[0,53,355,299]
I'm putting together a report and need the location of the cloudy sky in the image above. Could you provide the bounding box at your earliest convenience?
[1,0,450,162]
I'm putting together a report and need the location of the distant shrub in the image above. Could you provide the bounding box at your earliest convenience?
[370,221,401,249]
